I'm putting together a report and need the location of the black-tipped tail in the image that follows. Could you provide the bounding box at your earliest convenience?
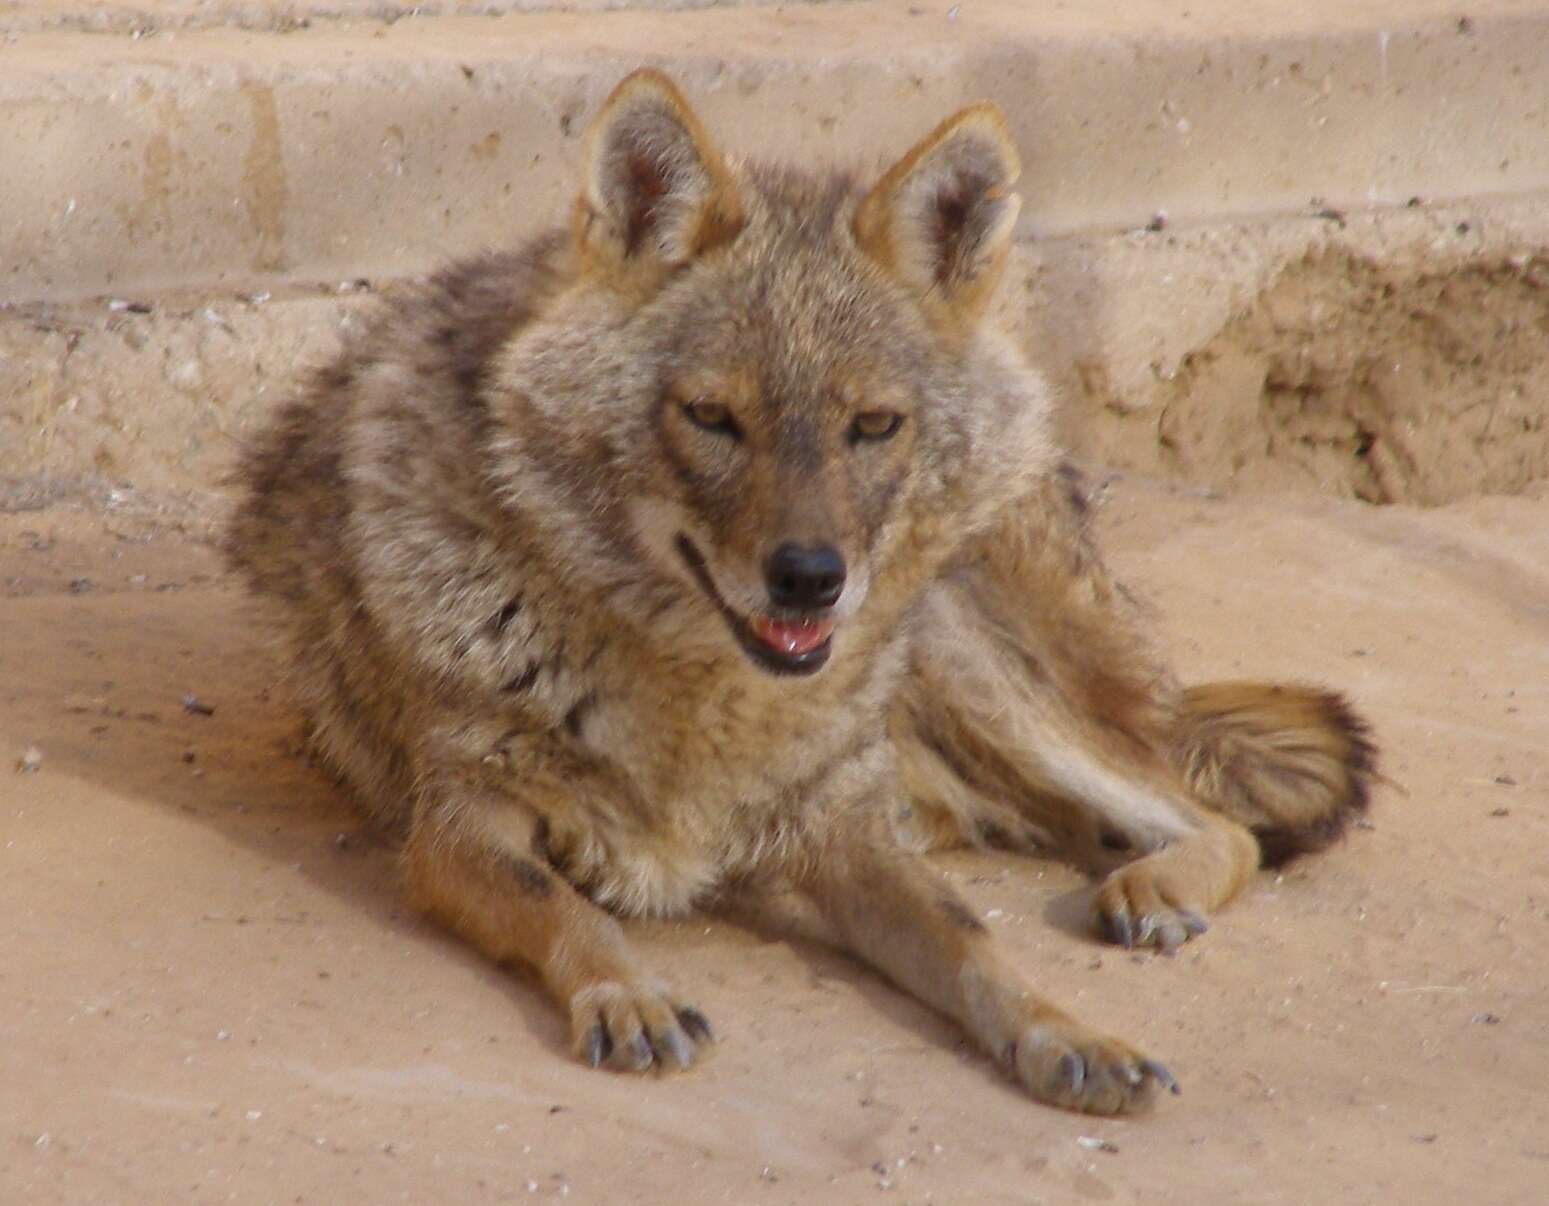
[1174,682,1377,868]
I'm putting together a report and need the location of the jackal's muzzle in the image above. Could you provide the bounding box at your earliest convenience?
[674,534,837,676]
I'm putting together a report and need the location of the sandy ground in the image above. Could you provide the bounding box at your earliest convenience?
[3,476,1547,1205]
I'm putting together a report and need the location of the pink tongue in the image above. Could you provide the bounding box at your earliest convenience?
[752,615,834,657]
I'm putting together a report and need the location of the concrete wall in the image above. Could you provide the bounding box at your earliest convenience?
[4,0,1548,502]
[5,0,1548,304]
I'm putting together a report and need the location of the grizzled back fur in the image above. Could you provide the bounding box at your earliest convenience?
[226,70,1055,844]
[225,74,1376,1110]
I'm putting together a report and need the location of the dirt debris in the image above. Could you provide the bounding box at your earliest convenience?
[5,479,1547,1203]
[1085,248,1549,505]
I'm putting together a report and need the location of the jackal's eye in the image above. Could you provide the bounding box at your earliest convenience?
[682,399,741,439]
[849,411,905,443]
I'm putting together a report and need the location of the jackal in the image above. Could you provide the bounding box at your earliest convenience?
[227,70,1374,1114]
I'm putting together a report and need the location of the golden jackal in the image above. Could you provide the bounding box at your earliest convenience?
[227,70,1374,1114]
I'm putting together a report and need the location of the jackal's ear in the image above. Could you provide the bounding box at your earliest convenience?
[574,70,744,280]
[854,104,1022,324]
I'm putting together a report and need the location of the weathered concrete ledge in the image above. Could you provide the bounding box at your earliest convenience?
[7,192,1548,507]
[4,0,1548,304]
[0,0,808,36]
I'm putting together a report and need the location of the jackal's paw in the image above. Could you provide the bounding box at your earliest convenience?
[568,980,714,1074]
[1094,858,1211,954]
[1004,1021,1178,1115]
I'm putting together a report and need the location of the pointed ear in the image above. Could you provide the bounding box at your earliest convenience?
[853,104,1022,324]
[573,69,744,280]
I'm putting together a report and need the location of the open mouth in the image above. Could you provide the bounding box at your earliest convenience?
[674,534,835,676]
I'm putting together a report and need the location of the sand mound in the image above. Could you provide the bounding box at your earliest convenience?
[1091,248,1549,505]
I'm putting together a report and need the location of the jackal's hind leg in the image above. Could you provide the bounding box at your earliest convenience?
[897,469,1261,951]
[898,635,1260,953]
[1088,808,1258,952]
[900,468,1376,951]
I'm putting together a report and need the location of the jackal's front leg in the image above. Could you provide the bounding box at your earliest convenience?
[800,811,1176,1114]
[404,790,712,1073]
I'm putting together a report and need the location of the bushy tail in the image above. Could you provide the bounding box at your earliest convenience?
[1173,682,1376,868]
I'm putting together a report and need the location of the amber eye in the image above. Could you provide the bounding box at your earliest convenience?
[850,411,905,443]
[682,399,741,438]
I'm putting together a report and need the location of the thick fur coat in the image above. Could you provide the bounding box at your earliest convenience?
[227,71,1374,1114]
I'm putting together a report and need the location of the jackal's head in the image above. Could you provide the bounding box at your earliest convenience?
[498,71,1054,677]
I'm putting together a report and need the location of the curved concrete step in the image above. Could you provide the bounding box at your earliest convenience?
[4,0,1548,303]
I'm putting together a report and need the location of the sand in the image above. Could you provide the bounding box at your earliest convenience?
[3,471,1545,1204]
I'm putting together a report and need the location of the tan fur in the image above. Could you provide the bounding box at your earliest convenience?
[852,102,1023,328]
[226,70,1376,1115]
[574,71,745,290]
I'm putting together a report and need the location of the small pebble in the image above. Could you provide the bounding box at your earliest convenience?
[18,746,44,773]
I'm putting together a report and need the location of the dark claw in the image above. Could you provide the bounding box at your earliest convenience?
[1140,1059,1180,1095]
[1102,908,1134,948]
[1057,1052,1086,1097]
[625,1033,654,1071]
[675,1006,714,1044]
[581,1024,611,1069]
[1179,911,1210,936]
[652,1024,694,1070]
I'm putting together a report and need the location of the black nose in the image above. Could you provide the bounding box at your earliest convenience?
[765,543,846,610]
